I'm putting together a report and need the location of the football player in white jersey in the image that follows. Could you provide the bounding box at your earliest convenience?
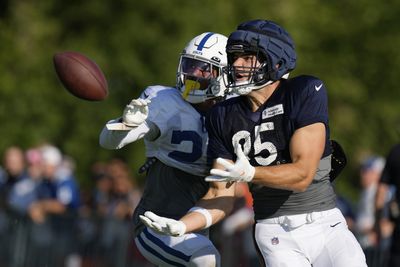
[99,32,229,267]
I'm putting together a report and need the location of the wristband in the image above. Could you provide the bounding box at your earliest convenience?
[189,207,213,229]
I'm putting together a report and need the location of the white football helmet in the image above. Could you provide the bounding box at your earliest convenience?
[177,32,228,103]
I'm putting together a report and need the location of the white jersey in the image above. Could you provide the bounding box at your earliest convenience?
[140,85,209,176]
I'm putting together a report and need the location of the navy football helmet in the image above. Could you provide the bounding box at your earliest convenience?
[225,20,297,95]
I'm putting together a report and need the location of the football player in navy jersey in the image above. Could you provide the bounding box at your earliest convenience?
[141,20,367,267]
[99,32,230,267]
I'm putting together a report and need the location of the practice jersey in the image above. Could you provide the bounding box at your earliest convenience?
[140,85,210,176]
[132,159,209,236]
[132,85,210,236]
[207,75,337,220]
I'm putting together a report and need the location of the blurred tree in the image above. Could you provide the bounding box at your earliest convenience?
[0,0,398,197]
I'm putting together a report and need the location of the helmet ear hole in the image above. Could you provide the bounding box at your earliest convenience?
[254,65,267,83]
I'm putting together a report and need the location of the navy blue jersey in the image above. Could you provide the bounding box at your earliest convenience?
[207,75,336,219]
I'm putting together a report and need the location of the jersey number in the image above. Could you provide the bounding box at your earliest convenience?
[232,123,277,166]
[168,130,202,163]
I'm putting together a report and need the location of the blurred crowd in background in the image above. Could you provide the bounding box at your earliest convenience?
[0,144,144,267]
[0,144,397,267]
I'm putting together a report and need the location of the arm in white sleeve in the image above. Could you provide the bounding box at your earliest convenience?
[99,118,160,149]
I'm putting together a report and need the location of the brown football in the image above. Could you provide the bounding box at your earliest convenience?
[53,51,108,101]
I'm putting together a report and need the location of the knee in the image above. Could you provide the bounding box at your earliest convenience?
[190,246,221,267]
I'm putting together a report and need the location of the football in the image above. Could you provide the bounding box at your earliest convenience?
[53,51,108,101]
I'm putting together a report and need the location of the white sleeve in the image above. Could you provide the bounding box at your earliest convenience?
[99,118,159,149]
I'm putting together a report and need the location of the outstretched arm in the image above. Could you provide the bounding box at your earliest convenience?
[180,179,236,233]
[99,119,159,149]
[140,161,237,236]
[99,98,160,149]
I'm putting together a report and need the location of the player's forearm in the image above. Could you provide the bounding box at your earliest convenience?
[253,162,316,192]
[99,119,153,149]
[181,204,234,233]
[253,123,324,192]
[181,183,236,233]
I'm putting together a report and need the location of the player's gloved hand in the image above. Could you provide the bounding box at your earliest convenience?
[139,211,186,237]
[122,98,151,127]
[205,144,255,183]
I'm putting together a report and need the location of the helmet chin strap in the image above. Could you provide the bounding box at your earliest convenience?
[232,80,273,95]
[232,72,291,95]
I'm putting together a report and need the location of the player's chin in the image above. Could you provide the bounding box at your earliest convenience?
[206,97,223,107]
[207,97,224,105]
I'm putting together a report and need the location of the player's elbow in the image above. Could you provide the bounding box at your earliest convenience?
[99,129,124,150]
[99,136,116,149]
[292,173,314,192]
[292,182,309,193]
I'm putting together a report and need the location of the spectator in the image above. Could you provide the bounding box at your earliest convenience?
[106,159,141,221]
[75,161,112,267]
[375,143,400,266]
[29,145,80,223]
[98,158,142,267]
[355,156,392,267]
[28,144,81,267]
[7,148,43,216]
[336,193,357,232]
[91,161,113,217]
[356,156,386,249]
[0,146,27,204]
[0,146,27,265]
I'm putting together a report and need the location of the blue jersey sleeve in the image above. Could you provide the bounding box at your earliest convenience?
[292,77,329,130]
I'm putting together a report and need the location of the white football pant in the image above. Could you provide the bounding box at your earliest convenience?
[135,227,220,267]
[254,208,367,267]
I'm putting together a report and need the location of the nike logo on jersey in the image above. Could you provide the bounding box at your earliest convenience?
[330,222,341,227]
[143,92,149,98]
[315,84,323,91]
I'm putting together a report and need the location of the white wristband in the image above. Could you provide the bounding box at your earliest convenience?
[189,207,213,229]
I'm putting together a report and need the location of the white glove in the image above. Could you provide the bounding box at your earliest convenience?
[122,98,151,127]
[139,211,186,237]
[205,144,255,183]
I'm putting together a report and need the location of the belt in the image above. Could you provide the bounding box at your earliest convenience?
[256,208,338,229]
